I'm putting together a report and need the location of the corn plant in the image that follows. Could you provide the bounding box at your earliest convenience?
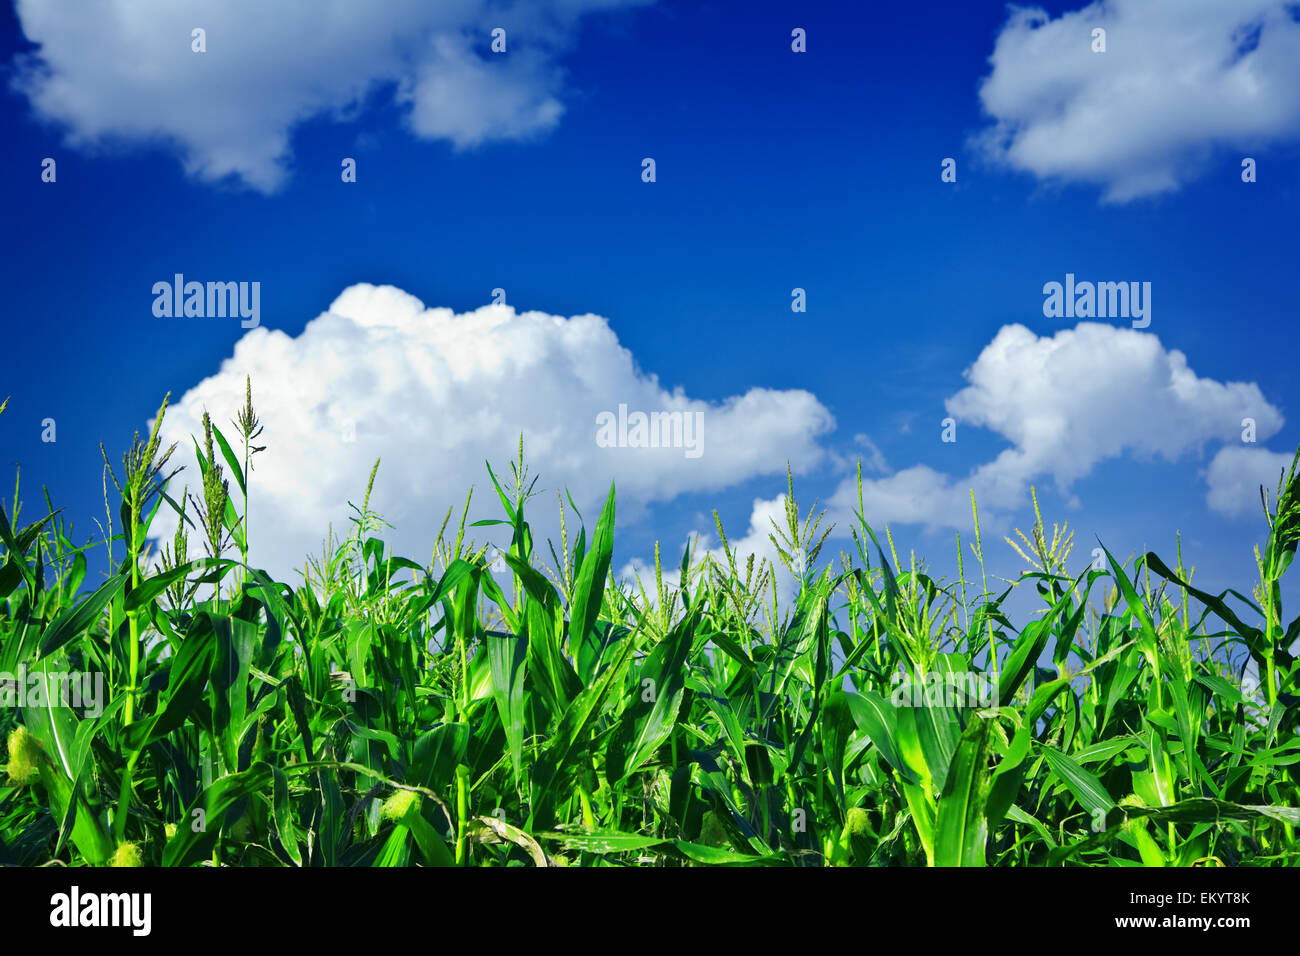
[1,391,1296,867]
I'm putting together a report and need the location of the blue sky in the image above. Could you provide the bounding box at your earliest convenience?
[2,0,1299,612]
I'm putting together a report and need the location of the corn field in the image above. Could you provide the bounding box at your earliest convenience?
[2,388,1298,867]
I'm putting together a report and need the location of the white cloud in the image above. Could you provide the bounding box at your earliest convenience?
[974,0,1300,201]
[851,433,889,473]
[831,465,977,535]
[148,283,833,580]
[398,37,563,148]
[617,494,796,606]
[12,0,648,192]
[831,322,1282,532]
[948,323,1281,489]
[1206,446,1295,517]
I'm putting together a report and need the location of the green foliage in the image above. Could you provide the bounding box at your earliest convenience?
[0,391,1297,866]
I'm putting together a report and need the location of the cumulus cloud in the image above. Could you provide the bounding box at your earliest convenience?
[974,0,1300,201]
[11,0,648,192]
[831,465,977,535]
[148,283,833,579]
[1206,446,1296,517]
[831,322,1283,532]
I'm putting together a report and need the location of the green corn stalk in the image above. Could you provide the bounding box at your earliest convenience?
[0,392,1296,868]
